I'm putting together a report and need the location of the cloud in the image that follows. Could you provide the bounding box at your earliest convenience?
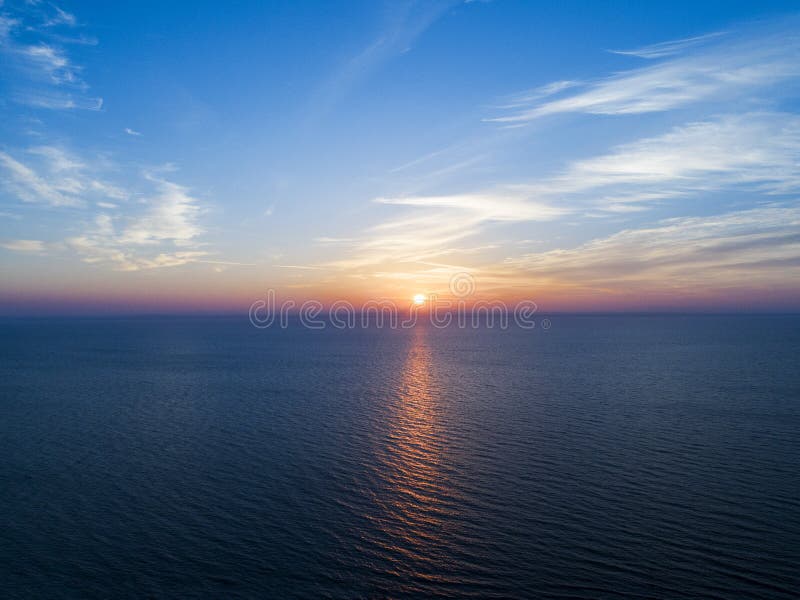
[375,192,567,221]
[18,43,78,84]
[64,187,205,272]
[314,237,355,244]
[0,5,214,275]
[0,150,82,206]
[526,112,800,209]
[608,31,727,59]
[321,105,800,273]
[0,239,46,253]
[14,92,103,111]
[320,190,567,273]
[0,144,210,271]
[307,1,457,120]
[0,146,127,207]
[489,19,800,123]
[500,206,800,298]
[27,145,85,172]
[62,176,208,271]
[276,264,324,270]
[119,178,204,246]
[389,146,451,173]
[43,6,76,28]
[66,232,208,271]
[0,3,102,110]
[496,80,580,109]
[318,105,800,295]
[0,15,19,40]
[337,111,800,269]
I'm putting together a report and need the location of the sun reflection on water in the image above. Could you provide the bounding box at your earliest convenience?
[362,326,467,589]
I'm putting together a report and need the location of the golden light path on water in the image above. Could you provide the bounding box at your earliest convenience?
[353,326,485,593]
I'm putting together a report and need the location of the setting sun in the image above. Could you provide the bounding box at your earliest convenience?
[413,293,426,306]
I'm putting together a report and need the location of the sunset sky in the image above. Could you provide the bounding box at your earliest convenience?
[1,0,800,314]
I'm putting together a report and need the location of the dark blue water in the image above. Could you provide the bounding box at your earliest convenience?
[1,316,799,598]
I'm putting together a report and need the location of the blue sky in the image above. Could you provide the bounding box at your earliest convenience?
[1,0,800,313]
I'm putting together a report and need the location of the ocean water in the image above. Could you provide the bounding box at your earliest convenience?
[1,315,799,599]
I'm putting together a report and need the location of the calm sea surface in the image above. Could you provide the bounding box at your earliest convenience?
[1,316,799,598]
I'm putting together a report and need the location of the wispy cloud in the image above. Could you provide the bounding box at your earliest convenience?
[66,177,208,271]
[0,4,216,277]
[335,16,800,302]
[13,92,103,111]
[318,105,800,288]
[608,31,727,59]
[0,149,82,207]
[0,3,102,110]
[489,19,800,123]
[42,6,77,28]
[120,178,204,246]
[0,146,126,207]
[0,239,47,253]
[307,1,457,120]
[320,190,567,274]
[276,264,324,270]
[525,112,800,210]
[501,206,800,298]
[67,234,208,271]
[0,144,210,271]
[495,80,580,109]
[329,110,800,276]
[375,192,567,221]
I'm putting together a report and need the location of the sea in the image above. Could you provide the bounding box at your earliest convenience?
[1,315,799,598]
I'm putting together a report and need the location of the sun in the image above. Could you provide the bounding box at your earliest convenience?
[413,293,426,306]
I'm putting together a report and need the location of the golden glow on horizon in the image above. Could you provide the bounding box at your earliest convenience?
[413,293,426,306]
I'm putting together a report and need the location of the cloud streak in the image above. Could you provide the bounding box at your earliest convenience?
[0,239,47,253]
[321,189,568,274]
[0,147,126,207]
[307,0,458,120]
[0,3,102,110]
[500,206,800,300]
[608,31,727,59]
[489,19,800,123]
[528,112,800,210]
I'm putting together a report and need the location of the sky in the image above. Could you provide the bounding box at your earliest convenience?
[1,0,800,314]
